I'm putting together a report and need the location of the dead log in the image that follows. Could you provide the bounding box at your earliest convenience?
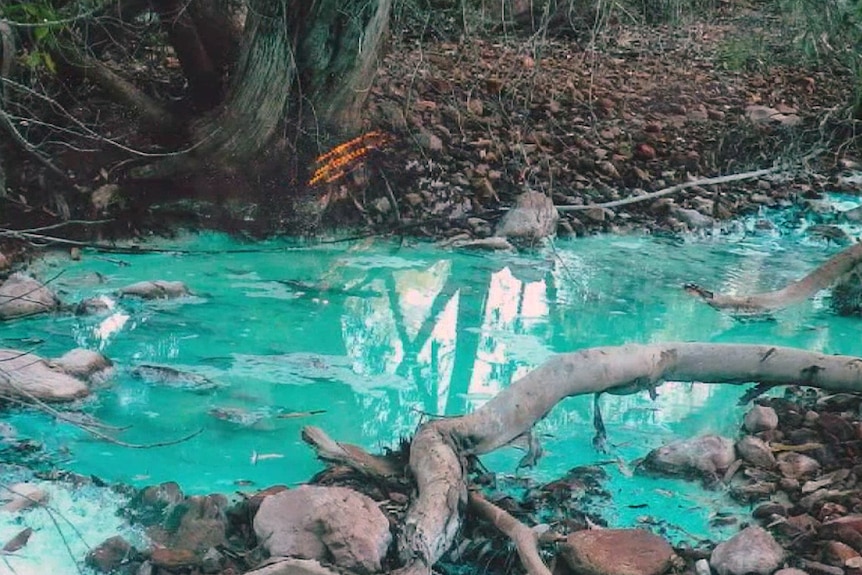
[388,342,862,574]
[686,242,862,314]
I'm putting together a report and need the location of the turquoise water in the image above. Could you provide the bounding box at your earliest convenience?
[2,208,862,557]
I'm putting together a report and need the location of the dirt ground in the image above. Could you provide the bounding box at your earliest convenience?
[311,3,860,240]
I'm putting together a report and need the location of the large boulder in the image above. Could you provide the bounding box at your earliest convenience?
[559,529,674,575]
[0,273,59,320]
[253,485,391,574]
[494,190,559,243]
[642,435,736,478]
[0,348,108,401]
[710,526,785,575]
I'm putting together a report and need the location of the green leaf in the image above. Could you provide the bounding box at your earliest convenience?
[42,51,56,74]
[34,26,49,42]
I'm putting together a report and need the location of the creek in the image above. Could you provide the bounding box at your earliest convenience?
[1,198,862,573]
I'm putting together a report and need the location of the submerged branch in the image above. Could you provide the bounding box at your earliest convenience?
[686,242,862,314]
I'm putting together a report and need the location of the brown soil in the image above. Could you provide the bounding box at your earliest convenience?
[311,5,858,239]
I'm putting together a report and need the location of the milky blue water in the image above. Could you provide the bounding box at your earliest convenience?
[2,201,862,567]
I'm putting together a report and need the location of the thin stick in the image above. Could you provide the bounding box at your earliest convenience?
[556,164,787,212]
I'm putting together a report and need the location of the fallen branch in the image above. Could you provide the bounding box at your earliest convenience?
[557,164,793,212]
[393,342,862,575]
[686,242,862,314]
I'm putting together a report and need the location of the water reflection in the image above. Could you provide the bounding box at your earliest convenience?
[4,231,859,498]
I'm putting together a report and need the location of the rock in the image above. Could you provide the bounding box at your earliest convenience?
[150,547,199,569]
[745,105,802,127]
[163,494,228,552]
[823,540,860,566]
[736,436,776,469]
[494,190,559,243]
[696,558,712,575]
[200,547,223,573]
[559,529,674,575]
[253,485,391,574]
[131,482,184,525]
[774,570,809,575]
[710,526,785,575]
[1,482,49,512]
[671,206,713,229]
[450,237,515,251]
[0,253,9,270]
[52,348,113,381]
[76,295,115,315]
[832,266,862,316]
[752,502,787,520]
[634,143,657,160]
[86,535,134,573]
[777,452,820,478]
[0,349,90,401]
[244,558,341,575]
[642,435,736,478]
[131,365,222,392]
[119,280,190,300]
[417,129,443,152]
[743,405,779,433]
[0,273,59,320]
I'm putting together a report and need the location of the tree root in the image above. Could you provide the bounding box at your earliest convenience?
[392,342,862,574]
[468,490,555,575]
[686,242,862,314]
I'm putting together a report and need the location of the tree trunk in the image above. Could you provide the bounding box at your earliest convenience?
[152,0,222,110]
[133,0,391,183]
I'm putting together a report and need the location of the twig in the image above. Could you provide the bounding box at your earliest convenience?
[0,370,202,448]
[468,490,553,575]
[556,163,796,212]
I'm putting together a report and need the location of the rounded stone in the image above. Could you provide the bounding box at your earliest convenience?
[559,529,674,575]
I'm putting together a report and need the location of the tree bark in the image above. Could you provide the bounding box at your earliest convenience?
[132,0,391,182]
[152,0,222,110]
[390,342,862,574]
[686,242,862,315]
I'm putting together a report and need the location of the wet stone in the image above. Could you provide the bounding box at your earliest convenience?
[86,535,134,573]
[736,435,776,469]
[559,529,674,575]
[642,435,735,478]
[0,273,59,320]
[777,452,821,479]
[710,526,785,575]
[744,405,779,433]
[119,280,190,300]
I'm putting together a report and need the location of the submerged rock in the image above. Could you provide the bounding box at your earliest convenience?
[253,485,391,573]
[0,273,59,320]
[710,526,785,575]
[642,435,736,479]
[494,190,559,243]
[559,528,674,575]
[119,280,190,300]
[0,348,95,401]
[131,364,222,392]
[1,482,49,512]
[52,348,113,381]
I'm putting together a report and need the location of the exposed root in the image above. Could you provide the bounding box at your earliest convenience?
[394,342,862,572]
[686,242,862,314]
[468,490,554,575]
